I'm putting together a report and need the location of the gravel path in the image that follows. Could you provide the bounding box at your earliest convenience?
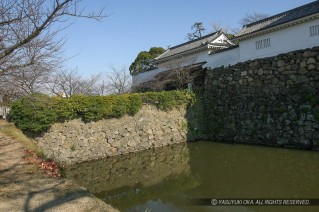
[0,132,118,212]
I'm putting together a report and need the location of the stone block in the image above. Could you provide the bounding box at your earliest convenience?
[241,71,247,76]
[300,61,307,68]
[297,76,309,83]
[257,69,263,75]
[128,140,137,147]
[307,57,316,64]
[298,68,308,75]
[277,60,285,67]
[307,64,316,70]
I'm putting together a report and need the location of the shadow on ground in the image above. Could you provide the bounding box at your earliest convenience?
[0,130,117,212]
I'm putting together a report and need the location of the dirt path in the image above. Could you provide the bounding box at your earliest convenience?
[0,131,118,212]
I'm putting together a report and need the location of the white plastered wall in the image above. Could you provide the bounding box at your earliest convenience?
[239,19,319,62]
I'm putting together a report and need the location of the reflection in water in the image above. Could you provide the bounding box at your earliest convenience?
[64,143,199,211]
[64,142,319,211]
[188,143,319,199]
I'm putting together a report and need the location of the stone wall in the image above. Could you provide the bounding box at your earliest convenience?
[36,46,319,166]
[36,105,188,165]
[205,46,319,149]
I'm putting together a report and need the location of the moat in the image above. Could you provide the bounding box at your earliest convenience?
[64,142,319,211]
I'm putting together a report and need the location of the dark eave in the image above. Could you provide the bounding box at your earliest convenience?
[234,1,319,41]
[155,30,223,62]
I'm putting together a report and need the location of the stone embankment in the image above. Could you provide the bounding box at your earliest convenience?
[205,46,319,148]
[36,105,188,165]
[36,47,319,166]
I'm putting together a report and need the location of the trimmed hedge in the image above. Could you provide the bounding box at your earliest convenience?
[9,94,58,137]
[9,91,194,137]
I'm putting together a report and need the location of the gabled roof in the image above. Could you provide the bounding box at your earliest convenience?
[155,30,232,63]
[234,0,319,40]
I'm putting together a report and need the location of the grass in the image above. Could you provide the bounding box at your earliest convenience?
[0,120,62,177]
[181,120,188,131]
[0,120,40,154]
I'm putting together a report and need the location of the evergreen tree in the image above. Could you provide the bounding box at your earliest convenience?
[186,22,206,41]
[129,47,165,75]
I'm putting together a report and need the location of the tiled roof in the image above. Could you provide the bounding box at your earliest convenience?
[235,0,319,39]
[155,30,223,61]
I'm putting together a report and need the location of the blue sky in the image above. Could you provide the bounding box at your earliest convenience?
[61,0,314,76]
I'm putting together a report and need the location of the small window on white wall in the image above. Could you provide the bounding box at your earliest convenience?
[263,38,270,48]
[256,40,263,49]
[310,25,319,37]
[256,38,271,50]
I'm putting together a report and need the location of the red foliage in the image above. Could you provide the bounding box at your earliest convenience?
[24,149,61,178]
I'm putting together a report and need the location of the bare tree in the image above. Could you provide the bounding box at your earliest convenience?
[167,57,201,89]
[95,80,109,96]
[0,0,106,102]
[46,68,101,97]
[0,34,61,98]
[0,0,106,73]
[106,66,132,94]
[211,22,224,32]
[132,77,163,93]
[0,64,50,98]
[240,12,269,26]
[210,22,240,36]
[156,68,203,91]
[0,79,24,101]
[136,56,204,91]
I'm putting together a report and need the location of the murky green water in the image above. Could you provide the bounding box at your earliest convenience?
[64,142,319,212]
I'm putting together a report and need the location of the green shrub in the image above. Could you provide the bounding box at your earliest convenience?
[128,94,143,115]
[9,90,194,137]
[9,94,58,137]
[111,95,129,118]
[142,90,194,110]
